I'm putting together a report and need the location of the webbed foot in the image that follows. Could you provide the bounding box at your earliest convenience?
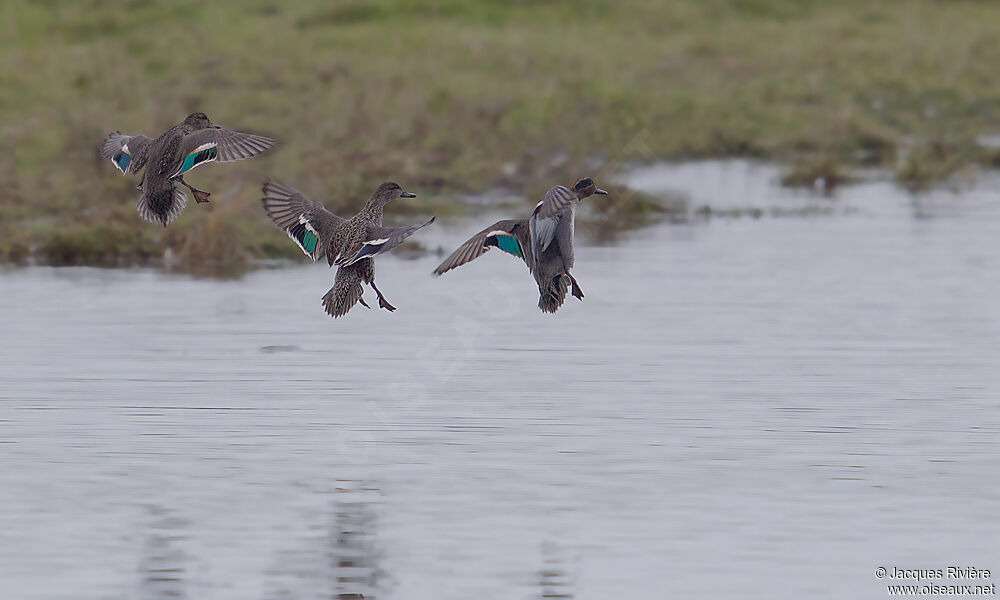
[370,282,396,312]
[177,176,211,203]
[378,296,396,312]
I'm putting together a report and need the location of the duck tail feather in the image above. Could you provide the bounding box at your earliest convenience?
[137,186,187,227]
[537,274,569,314]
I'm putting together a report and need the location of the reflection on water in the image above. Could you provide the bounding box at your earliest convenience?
[1,161,999,599]
[140,506,188,600]
[329,481,381,599]
[538,542,573,599]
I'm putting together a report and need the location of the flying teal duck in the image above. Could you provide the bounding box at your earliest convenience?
[434,177,607,313]
[262,180,435,318]
[100,112,276,226]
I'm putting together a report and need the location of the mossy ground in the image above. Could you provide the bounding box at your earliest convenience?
[3,0,1000,271]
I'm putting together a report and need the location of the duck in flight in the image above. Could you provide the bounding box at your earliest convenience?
[100,112,276,226]
[262,180,435,318]
[434,177,607,313]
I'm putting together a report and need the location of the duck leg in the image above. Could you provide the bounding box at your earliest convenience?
[568,274,585,300]
[177,176,212,204]
[369,281,396,312]
[359,296,371,309]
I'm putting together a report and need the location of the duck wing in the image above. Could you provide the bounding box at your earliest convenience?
[338,217,436,267]
[261,179,345,262]
[99,132,151,175]
[433,218,532,276]
[531,185,577,221]
[530,185,577,253]
[170,128,276,178]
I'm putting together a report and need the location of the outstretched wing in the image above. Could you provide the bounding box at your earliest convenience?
[339,217,436,267]
[530,185,577,253]
[261,179,344,262]
[433,218,531,276]
[99,132,151,175]
[172,128,276,177]
[531,185,577,221]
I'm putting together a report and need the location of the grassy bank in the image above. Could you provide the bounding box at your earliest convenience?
[3,0,1000,270]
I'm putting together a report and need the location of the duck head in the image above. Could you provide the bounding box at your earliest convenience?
[182,112,221,129]
[572,177,608,199]
[368,182,416,207]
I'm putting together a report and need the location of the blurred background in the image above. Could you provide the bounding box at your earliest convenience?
[2,0,1000,270]
[2,1,999,599]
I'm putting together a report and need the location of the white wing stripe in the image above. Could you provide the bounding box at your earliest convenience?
[169,142,219,178]
[299,214,320,236]
[191,142,217,154]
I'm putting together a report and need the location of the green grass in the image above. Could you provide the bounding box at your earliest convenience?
[3,0,1000,270]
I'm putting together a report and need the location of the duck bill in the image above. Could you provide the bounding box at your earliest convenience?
[400,192,417,198]
[594,188,609,195]
[210,123,222,129]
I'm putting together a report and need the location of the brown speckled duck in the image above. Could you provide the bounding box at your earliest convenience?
[262,180,435,318]
[100,112,276,226]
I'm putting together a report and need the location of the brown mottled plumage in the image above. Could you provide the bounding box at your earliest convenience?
[100,112,276,226]
[262,180,434,318]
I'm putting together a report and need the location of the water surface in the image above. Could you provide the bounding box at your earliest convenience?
[1,162,999,599]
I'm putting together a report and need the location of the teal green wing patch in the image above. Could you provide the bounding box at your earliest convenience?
[287,218,322,260]
[302,229,318,253]
[486,232,522,257]
[112,149,131,174]
[178,145,218,174]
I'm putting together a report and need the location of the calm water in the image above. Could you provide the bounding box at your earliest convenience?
[1,161,999,599]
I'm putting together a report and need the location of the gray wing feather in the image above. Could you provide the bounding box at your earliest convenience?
[531,185,577,221]
[261,179,344,262]
[99,132,151,174]
[530,215,559,253]
[181,128,276,163]
[433,218,531,276]
[530,185,578,253]
[341,217,435,266]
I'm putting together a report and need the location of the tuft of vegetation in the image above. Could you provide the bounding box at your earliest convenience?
[894,139,994,191]
[38,222,163,267]
[3,0,1000,271]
